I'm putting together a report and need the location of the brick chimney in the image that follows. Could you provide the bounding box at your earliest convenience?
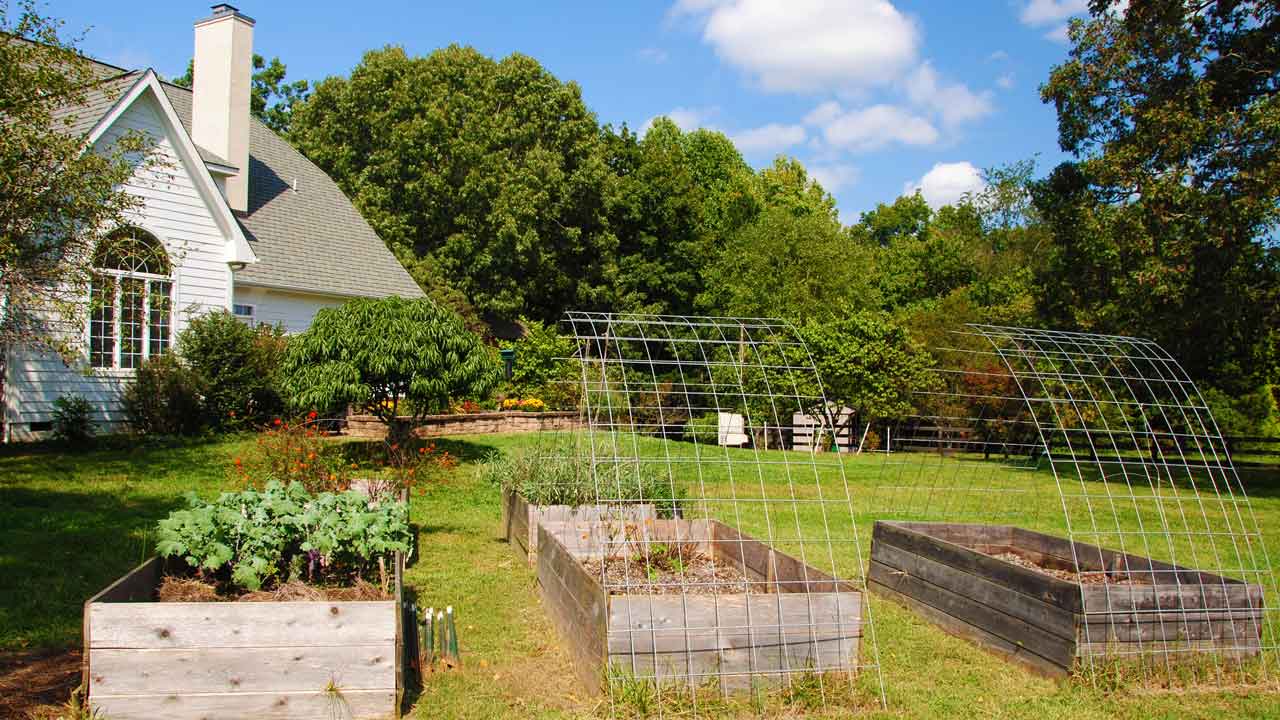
[192,4,253,213]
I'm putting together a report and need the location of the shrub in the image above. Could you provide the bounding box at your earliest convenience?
[122,354,206,436]
[682,412,719,445]
[232,414,351,494]
[481,445,682,517]
[178,311,286,430]
[156,481,411,592]
[51,394,95,444]
[506,318,579,410]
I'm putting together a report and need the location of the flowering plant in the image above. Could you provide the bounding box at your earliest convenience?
[501,397,546,412]
[233,413,350,494]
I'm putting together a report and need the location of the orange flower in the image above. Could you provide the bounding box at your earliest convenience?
[273,418,283,426]
[308,410,318,420]
[418,447,426,455]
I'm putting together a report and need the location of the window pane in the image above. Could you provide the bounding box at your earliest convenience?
[120,277,145,369]
[149,280,172,356]
[89,275,115,368]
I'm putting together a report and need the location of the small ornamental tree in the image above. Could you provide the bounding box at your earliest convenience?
[280,297,499,440]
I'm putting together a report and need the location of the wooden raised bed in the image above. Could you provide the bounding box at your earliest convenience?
[868,521,1265,677]
[501,489,657,564]
[84,556,408,719]
[537,519,863,693]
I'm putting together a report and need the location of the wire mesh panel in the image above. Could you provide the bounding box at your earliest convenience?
[536,312,885,714]
[865,323,1276,685]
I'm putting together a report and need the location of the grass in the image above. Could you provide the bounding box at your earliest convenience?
[2,431,1280,718]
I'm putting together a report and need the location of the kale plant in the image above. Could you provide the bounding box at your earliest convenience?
[156,481,410,591]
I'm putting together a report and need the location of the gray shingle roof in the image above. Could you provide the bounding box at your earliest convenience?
[160,85,423,299]
[50,71,139,139]
[56,56,423,301]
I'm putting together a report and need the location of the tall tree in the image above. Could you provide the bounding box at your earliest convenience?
[172,54,310,134]
[1,2,154,360]
[289,45,618,323]
[605,119,759,316]
[1038,0,1280,389]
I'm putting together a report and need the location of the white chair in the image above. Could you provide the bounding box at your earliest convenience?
[718,412,749,447]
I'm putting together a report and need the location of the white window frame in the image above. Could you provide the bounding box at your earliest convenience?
[232,303,256,326]
[87,229,175,372]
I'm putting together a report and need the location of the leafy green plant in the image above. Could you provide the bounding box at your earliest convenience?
[480,445,682,517]
[505,318,579,410]
[156,481,410,592]
[178,310,287,430]
[51,394,95,444]
[122,353,206,436]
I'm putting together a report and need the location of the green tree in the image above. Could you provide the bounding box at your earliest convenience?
[605,119,760,316]
[799,312,939,427]
[289,45,617,322]
[698,206,876,322]
[1038,0,1280,389]
[279,297,499,440]
[172,54,309,134]
[757,156,839,220]
[1,2,155,360]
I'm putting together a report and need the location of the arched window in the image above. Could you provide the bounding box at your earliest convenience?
[89,228,173,369]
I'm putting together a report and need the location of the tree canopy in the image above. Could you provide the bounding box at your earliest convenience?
[1,2,155,359]
[279,297,499,426]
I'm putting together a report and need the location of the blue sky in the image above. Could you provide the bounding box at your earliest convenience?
[52,0,1092,223]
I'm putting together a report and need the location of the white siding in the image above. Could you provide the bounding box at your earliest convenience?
[4,94,232,441]
[232,286,347,334]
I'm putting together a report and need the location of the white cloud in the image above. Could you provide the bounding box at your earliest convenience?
[645,106,717,132]
[1019,0,1087,26]
[730,123,806,154]
[996,72,1015,90]
[803,101,843,127]
[808,163,860,193]
[638,47,669,64]
[987,50,1009,62]
[812,103,939,152]
[678,0,919,93]
[1045,23,1071,43]
[904,62,993,127]
[904,161,986,209]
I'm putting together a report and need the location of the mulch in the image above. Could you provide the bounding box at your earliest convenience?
[0,648,81,720]
[991,551,1152,585]
[582,552,765,595]
[158,576,390,602]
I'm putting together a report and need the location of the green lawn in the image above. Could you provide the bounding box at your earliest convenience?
[2,432,1279,718]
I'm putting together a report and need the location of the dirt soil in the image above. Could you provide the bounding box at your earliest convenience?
[158,576,392,602]
[0,648,81,720]
[991,551,1152,585]
[582,552,764,595]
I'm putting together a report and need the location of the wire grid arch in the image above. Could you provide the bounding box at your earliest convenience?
[864,323,1276,686]
[546,311,886,714]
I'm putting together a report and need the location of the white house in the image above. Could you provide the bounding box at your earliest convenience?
[2,4,423,441]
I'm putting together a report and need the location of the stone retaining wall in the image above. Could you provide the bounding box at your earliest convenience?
[345,411,581,439]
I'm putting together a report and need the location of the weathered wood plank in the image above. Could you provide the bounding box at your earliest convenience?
[536,524,608,694]
[88,646,395,695]
[609,635,859,689]
[867,560,1076,669]
[607,594,861,654]
[89,601,397,649]
[871,540,1076,640]
[869,577,1067,678]
[91,689,396,720]
[87,557,165,604]
[712,522,850,593]
[1080,582,1264,614]
[872,522,1081,611]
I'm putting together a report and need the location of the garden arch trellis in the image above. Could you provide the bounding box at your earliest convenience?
[544,311,886,714]
[867,324,1276,684]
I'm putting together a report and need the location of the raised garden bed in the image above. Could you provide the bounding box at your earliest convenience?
[84,556,409,719]
[537,518,863,693]
[868,521,1265,677]
[501,489,656,565]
